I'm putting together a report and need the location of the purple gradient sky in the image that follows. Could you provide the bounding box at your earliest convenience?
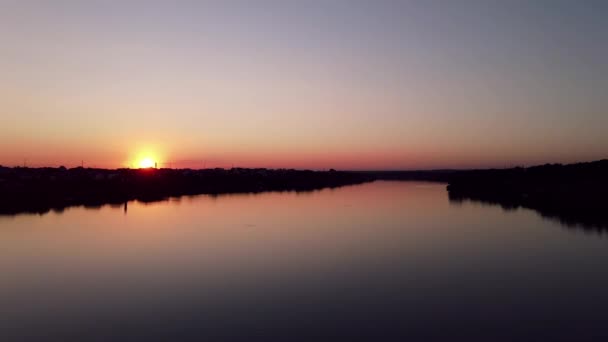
[1,1,607,169]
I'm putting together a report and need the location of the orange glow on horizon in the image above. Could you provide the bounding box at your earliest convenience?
[127,146,165,169]
[138,158,156,169]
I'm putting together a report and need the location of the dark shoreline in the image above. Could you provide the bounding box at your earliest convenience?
[0,167,373,216]
[1,160,607,230]
[446,159,608,230]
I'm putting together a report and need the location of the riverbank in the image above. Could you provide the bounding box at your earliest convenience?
[2,160,607,225]
[0,167,373,215]
[446,160,608,229]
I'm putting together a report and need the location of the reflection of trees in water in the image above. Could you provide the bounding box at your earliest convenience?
[0,167,372,217]
[446,160,608,234]
[0,186,358,217]
[449,193,608,234]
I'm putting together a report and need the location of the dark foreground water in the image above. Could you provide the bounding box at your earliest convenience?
[1,181,607,341]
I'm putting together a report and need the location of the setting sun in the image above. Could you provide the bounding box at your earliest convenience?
[138,157,156,169]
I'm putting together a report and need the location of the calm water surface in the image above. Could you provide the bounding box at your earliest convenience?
[1,181,607,341]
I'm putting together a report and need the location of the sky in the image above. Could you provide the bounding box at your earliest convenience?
[1,0,607,170]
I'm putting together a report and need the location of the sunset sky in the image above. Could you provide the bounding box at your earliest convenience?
[1,1,607,170]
